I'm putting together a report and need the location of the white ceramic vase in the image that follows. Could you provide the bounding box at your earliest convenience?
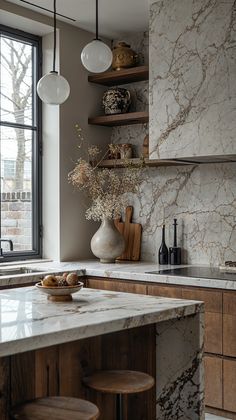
[91,218,125,263]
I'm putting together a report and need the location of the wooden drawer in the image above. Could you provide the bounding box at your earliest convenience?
[182,288,222,354]
[182,288,222,313]
[223,358,236,412]
[205,355,223,409]
[86,278,147,295]
[147,284,182,299]
[223,292,236,357]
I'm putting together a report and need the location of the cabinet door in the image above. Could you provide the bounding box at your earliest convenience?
[182,288,222,354]
[147,284,182,298]
[205,355,223,409]
[223,358,236,412]
[86,277,147,295]
[223,292,236,357]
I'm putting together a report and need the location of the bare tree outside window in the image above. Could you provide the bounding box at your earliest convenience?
[1,37,32,192]
[1,37,32,191]
[0,26,42,258]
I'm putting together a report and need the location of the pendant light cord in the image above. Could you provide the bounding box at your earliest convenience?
[53,0,57,72]
[95,0,98,40]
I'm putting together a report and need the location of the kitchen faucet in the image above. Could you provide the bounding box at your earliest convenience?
[0,239,13,257]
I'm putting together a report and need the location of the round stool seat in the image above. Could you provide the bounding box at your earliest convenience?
[83,370,155,394]
[11,396,99,420]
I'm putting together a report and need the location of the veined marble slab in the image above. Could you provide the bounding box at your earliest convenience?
[106,29,236,267]
[0,285,202,358]
[8,260,236,291]
[149,0,236,159]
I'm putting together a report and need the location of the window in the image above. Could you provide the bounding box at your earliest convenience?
[3,160,16,179]
[0,25,42,259]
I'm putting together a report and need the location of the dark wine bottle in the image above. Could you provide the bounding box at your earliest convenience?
[158,224,168,265]
[169,218,182,265]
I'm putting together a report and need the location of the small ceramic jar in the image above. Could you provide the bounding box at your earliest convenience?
[112,42,138,71]
[102,88,131,115]
[119,144,133,159]
[108,144,121,159]
[143,135,149,158]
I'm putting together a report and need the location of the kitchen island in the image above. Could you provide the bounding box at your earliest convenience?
[0,285,204,420]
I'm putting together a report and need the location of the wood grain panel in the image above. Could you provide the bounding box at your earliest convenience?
[88,66,149,86]
[182,288,222,313]
[0,357,10,420]
[86,278,147,295]
[147,284,182,299]
[182,288,223,354]
[59,336,102,398]
[35,346,59,397]
[223,359,236,412]
[223,314,236,357]
[11,351,35,406]
[205,312,222,354]
[205,355,223,409]
[223,293,236,357]
[223,291,236,315]
[115,206,142,261]
[88,111,149,127]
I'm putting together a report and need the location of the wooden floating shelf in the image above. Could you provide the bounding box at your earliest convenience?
[88,66,149,86]
[88,111,149,127]
[98,158,193,168]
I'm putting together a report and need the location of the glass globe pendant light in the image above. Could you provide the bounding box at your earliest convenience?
[37,0,70,105]
[81,0,112,73]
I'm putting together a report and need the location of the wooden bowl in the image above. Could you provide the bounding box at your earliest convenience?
[35,282,83,302]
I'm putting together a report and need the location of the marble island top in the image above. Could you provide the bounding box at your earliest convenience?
[0,286,202,357]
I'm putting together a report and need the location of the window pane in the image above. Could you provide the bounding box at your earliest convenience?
[0,34,33,126]
[1,125,33,252]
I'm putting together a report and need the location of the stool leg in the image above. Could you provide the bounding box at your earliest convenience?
[116,393,123,420]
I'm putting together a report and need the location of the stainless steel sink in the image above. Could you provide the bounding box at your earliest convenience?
[0,267,44,276]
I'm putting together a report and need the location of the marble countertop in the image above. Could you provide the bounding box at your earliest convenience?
[0,286,202,357]
[4,259,236,291]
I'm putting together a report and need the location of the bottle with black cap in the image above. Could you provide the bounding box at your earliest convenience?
[169,219,181,265]
[158,224,168,265]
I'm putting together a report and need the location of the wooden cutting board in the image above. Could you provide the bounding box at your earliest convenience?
[115,206,142,261]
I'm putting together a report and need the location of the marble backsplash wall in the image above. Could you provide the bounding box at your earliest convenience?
[131,162,236,265]
[110,30,236,266]
[149,0,236,159]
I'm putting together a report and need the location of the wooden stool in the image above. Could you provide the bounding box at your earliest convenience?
[83,370,155,420]
[11,396,99,420]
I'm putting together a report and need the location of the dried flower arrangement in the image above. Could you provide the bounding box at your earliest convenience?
[68,125,143,221]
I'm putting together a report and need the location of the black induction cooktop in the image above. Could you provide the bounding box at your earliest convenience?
[146,266,236,281]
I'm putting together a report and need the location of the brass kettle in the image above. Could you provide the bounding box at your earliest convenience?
[112,42,138,71]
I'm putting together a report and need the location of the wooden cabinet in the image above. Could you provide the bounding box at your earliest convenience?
[223,358,236,412]
[85,276,236,416]
[147,284,182,299]
[223,292,236,357]
[205,355,223,409]
[182,288,222,354]
[86,277,147,295]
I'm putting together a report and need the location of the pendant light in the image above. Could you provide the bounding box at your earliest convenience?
[81,0,112,73]
[37,0,70,105]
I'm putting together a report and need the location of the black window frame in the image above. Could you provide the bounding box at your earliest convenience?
[0,24,42,261]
